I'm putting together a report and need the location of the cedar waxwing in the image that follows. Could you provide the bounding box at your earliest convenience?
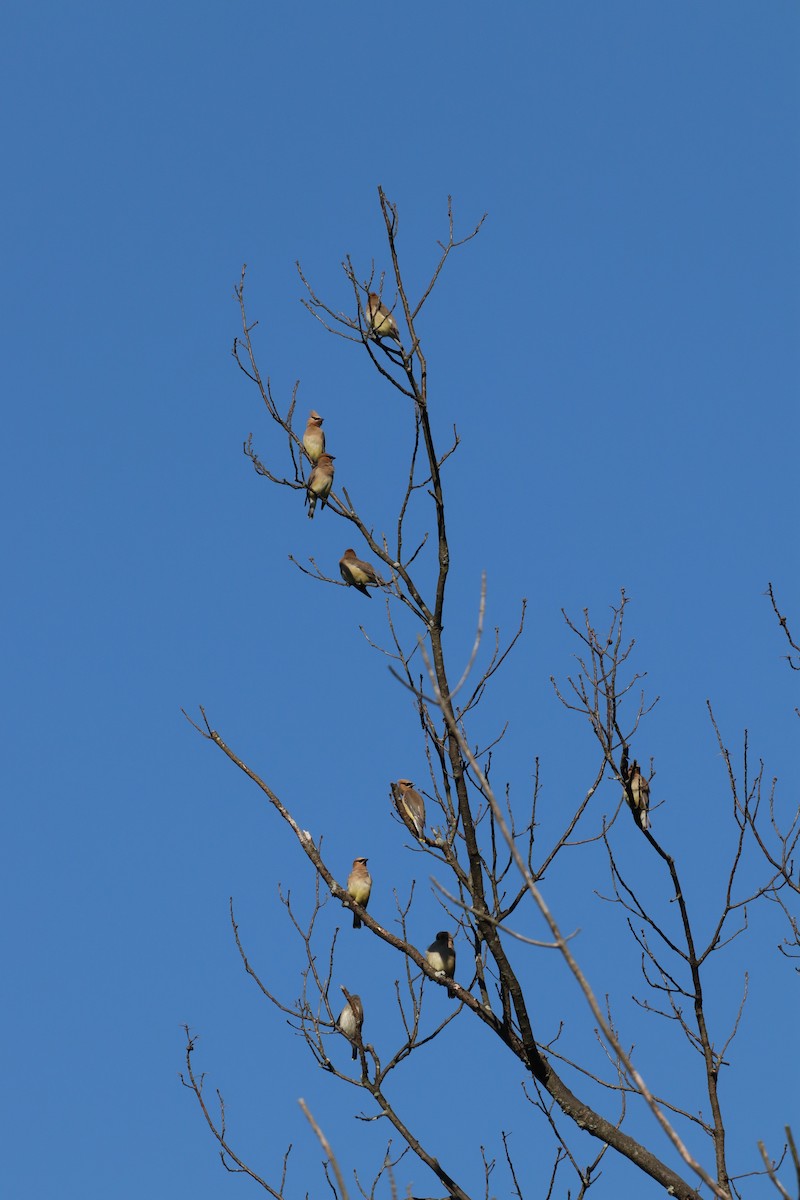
[347,857,372,929]
[426,930,456,999]
[302,410,325,464]
[339,548,385,598]
[305,452,335,519]
[391,779,425,841]
[336,991,364,1060]
[623,759,650,831]
[366,292,402,344]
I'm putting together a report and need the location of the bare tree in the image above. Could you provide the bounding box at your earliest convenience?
[181,189,797,1200]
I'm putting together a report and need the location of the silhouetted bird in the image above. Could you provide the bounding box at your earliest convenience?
[426,930,456,999]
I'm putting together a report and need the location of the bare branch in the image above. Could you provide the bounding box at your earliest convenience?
[299,1099,349,1200]
[180,1028,290,1196]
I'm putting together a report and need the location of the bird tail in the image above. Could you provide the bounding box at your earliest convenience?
[352,912,361,929]
[351,1044,357,1060]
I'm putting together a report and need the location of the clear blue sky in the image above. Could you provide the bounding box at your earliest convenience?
[3,3,798,1198]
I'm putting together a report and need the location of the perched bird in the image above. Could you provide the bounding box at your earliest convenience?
[392,778,426,841]
[366,292,402,344]
[347,857,372,929]
[426,930,456,999]
[305,452,335,519]
[336,992,364,1060]
[339,548,385,598]
[623,758,650,832]
[302,410,325,464]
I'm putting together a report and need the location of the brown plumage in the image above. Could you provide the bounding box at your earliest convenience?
[426,930,456,999]
[302,410,325,464]
[336,992,364,1060]
[339,548,385,598]
[366,292,402,344]
[623,758,650,831]
[347,857,372,929]
[305,452,335,519]
[392,778,425,841]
